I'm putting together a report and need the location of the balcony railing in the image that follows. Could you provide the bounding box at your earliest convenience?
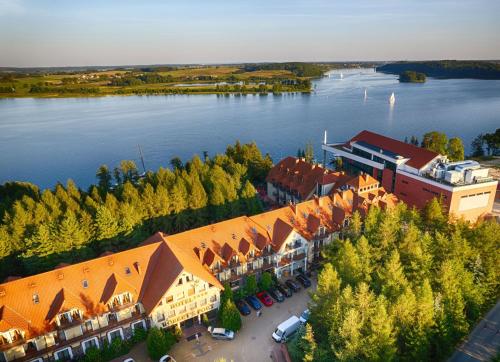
[57,313,84,329]
[109,299,135,312]
[23,310,144,361]
[293,252,306,261]
[0,336,25,352]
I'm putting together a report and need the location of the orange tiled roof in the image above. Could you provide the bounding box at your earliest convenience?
[0,188,397,341]
[266,157,343,199]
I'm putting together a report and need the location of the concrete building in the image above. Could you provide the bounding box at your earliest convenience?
[322,130,498,222]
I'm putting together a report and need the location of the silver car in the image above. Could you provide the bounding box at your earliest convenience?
[208,326,235,340]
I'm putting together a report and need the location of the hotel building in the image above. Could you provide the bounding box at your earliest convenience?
[0,176,398,362]
[322,130,498,222]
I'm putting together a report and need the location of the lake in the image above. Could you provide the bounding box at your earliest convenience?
[1,68,499,189]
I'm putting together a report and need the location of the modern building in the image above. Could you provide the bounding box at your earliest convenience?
[322,130,498,222]
[266,156,344,204]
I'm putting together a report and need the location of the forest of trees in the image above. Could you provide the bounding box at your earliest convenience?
[243,62,327,77]
[404,131,465,162]
[399,71,426,83]
[471,128,500,157]
[0,141,273,280]
[377,60,500,80]
[290,201,500,361]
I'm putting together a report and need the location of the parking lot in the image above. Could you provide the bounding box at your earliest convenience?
[169,281,314,362]
[115,278,315,362]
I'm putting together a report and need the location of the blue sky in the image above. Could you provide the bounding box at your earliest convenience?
[1,0,499,67]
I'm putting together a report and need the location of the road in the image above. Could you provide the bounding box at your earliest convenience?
[449,300,500,362]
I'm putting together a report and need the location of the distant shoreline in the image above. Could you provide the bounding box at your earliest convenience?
[377,60,500,80]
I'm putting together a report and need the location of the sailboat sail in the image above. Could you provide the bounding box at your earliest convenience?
[389,92,395,104]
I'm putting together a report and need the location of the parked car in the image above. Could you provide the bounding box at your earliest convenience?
[285,279,301,292]
[256,291,274,306]
[268,288,285,302]
[208,326,235,340]
[299,309,310,324]
[296,274,311,288]
[277,283,292,298]
[245,295,263,310]
[236,299,251,316]
[159,356,176,362]
[272,315,301,343]
[123,359,135,362]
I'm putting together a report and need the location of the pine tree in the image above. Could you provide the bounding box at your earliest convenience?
[96,165,112,191]
[221,299,242,331]
[378,250,408,301]
[299,323,317,362]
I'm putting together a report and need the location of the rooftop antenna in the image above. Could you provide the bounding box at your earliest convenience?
[138,144,146,175]
[322,130,327,168]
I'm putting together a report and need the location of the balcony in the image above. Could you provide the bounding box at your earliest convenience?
[293,252,306,261]
[24,310,144,360]
[0,335,25,352]
[57,314,84,330]
[278,256,292,267]
[109,299,135,312]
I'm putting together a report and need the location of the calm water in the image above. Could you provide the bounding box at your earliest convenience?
[1,68,499,189]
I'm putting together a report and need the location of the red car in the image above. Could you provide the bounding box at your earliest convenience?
[256,291,274,307]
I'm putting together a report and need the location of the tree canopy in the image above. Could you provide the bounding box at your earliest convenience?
[307,200,500,361]
[0,141,271,280]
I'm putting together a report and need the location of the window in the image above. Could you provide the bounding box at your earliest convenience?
[166,295,173,303]
[156,312,165,322]
[178,305,187,314]
[210,295,217,303]
[82,337,99,353]
[82,280,89,288]
[167,309,175,318]
[32,293,39,304]
[199,298,207,306]
[178,278,183,285]
[189,301,197,310]
[131,320,146,332]
[54,347,73,361]
[176,292,184,299]
[188,287,195,296]
[107,328,123,343]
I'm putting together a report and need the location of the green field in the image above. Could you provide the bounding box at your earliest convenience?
[0,64,318,98]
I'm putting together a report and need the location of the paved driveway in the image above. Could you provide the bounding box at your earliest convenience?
[169,282,313,362]
[449,300,500,362]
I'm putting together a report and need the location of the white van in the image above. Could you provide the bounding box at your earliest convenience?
[272,315,301,343]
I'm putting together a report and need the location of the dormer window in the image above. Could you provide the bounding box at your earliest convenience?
[0,329,24,346]
[124,267,131,275]
[109,292,132,309]
[32,293,39,304]
[82,280,89,288]
[178,278,183,285]
[57,309,82,327]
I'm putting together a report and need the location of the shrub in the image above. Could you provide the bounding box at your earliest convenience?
[202,313,209,326]
[173,325,183,341]
[82,347,103,362]
[221,299,242,332]
[147,327,169,360]
[259,272,274,291]
[131,326,148,343]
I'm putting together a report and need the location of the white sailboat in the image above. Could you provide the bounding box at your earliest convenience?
[389,92,395,105]
[364,88,367,100]
[340,72,344,79]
